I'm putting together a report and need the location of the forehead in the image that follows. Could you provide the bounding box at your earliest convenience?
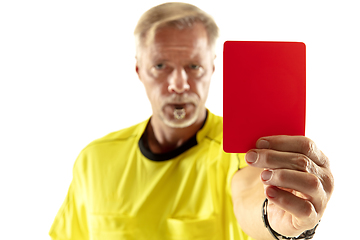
[146,23,210,60]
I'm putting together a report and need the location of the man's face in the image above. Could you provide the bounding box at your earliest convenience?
[136,22,215,128]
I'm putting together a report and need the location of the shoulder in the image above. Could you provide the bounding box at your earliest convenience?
[79,118,149,156]
[71,118,149,174]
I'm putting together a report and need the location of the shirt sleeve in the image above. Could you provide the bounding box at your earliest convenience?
[49,156,89,240]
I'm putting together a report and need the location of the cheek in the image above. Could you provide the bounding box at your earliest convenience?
[199,81,211,101]
[194,74,211,100]
[142,78,168,104]
[149,68,161,79]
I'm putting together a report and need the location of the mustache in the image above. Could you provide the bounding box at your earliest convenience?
[162,93,198,105]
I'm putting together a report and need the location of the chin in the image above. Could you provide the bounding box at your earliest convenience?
[163,116,198,128]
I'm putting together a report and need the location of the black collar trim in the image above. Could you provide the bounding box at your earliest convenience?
[138,111,208,162]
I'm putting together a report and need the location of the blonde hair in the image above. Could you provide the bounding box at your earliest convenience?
[134,2,219,57]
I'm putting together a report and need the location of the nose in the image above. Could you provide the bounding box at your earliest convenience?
[167,68,190,93]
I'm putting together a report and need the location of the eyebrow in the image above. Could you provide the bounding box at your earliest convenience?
[150,58,169,64]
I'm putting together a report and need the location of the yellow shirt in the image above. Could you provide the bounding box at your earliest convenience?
[49,110,254,240]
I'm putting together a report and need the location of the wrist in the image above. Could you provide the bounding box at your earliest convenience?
[262,198,320,240]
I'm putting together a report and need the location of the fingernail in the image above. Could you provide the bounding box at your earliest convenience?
[245,151,258,164]
[266,187,277,198]
[257,139,270,149]
[261,170,273,181]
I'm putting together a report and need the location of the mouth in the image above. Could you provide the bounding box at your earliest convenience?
[162,102,196,119]
[165,102,190,110]
[174,104,186,109]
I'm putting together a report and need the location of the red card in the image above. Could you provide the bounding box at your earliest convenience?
[223,41,306,153]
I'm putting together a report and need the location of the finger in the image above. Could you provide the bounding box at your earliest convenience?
[266,186,319,232]
[262,169,326,213]
[245,148,319,174]
[247,141,334,198]
[256,135,329,168]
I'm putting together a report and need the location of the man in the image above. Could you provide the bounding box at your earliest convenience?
[49,2,334,240]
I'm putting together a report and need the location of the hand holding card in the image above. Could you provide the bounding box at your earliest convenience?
[223,41,306,153]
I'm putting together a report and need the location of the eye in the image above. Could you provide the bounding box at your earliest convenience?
[154,63,165,70]
[189,64,200,70]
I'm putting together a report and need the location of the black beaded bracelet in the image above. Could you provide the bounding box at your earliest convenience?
[262,198,320,240]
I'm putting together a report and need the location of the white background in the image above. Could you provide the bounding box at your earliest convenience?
[1,0,359,239]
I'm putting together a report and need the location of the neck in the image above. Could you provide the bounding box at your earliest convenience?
[146,109,207,154]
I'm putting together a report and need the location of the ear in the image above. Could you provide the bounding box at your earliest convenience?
[212,55,216,73]
[135,57,141,80]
